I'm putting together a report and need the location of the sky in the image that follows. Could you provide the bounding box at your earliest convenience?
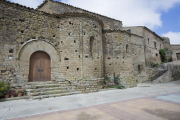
[8,0,180,44]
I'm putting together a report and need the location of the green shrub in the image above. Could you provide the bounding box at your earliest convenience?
[23,89,27,95]
[0,82,10,97]
[104,74,110,85]
[118,85,125,89]
[159,48,168,63]
[113,73,120,85]
[152,63,159,67]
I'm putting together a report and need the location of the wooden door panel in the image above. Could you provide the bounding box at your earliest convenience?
[40,52,51,81]
[29,51,51,82]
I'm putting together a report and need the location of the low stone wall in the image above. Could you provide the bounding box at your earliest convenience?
[54,78,104,93]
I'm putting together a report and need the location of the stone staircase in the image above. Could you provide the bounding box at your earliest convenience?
[25,82,81,100]
[150,69,167,81]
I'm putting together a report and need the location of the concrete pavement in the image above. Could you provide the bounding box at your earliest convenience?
[0,80,180,120]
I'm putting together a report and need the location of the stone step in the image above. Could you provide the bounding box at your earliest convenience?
[28,89,70,96]
[26,87,67,93]
[25,84,62,89]
[26,81,54,85]
[151,69,167,81]
[32,91,82,100]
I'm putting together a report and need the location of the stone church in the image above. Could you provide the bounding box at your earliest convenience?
[0,0,179,99]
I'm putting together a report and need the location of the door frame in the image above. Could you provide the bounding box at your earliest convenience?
[18,39,60,83]
[176,53,180,60]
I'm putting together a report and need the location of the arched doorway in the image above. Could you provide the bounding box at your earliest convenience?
[29,51,51,82]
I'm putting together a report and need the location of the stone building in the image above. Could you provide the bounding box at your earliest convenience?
[0,0,179,98]
[123,26,165,67]
[162,37,180,61]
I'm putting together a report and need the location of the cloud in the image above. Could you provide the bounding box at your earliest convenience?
[162,32,180,44]
[9,0,44,9]
[61,0,180,30]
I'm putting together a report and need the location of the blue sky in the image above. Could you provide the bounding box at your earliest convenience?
[8,0,180,44]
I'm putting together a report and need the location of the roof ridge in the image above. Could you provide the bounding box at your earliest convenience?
[103,29,143,38]
[37,0,122,23]
[0,0,103,27]
[0,0,36,10]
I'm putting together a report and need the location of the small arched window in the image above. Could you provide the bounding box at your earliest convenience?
[90,36,94,56]
[126,44,129,54]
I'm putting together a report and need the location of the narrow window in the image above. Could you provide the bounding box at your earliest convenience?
[138,65,141,72]
[67,66,69,69]
[126,44,129,54]
[154,42,156,49]
[90,36,94,56]
[148,38,149,45]
[160,44,161,49]
[77,68,79,70]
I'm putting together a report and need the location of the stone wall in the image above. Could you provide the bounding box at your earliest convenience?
[144,28,164,66]
[123,26,143,36]
[0,0,104,91]
[37,0,122,30]
[123,26,164,66]
[130,34,147,83]
[103,30,147,87]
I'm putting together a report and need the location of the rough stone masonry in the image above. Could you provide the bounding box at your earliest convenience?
[0,0,179,93]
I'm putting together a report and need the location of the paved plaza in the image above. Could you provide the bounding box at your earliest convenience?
[1,80,180,120]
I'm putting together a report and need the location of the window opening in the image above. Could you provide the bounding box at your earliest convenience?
[127,29,131,33]
[90,36,94,57]
[64,58,69,60]
[126,44,129,54]
[154,42,157,49]
[9,49,13,53]
[138,65,141,71]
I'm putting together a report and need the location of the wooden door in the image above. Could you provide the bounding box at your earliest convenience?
[156,54,158,63]
[29,51,51,82]
[177,53,180,60]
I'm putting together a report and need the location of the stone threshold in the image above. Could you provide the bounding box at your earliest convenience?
[0,96,30,102]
